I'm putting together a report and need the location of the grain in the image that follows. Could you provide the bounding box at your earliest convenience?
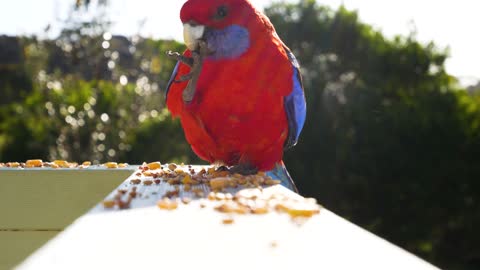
[157,198,178,210]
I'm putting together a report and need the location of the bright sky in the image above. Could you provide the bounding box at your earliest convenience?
[1,0,479,85]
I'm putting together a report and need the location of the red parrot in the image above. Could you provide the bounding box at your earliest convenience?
[166,0,306,191]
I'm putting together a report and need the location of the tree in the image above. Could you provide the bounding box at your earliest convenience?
[266,1,480,269]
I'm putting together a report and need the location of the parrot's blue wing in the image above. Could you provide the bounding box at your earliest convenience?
[283,46,307,150]
[165,61,180,102]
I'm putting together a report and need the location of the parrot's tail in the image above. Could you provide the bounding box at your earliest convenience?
[266,161,298,193]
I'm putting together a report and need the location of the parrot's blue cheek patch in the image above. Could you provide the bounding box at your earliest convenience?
[205,25,250,60]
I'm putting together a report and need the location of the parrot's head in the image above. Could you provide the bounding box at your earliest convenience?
[180,0,266,59]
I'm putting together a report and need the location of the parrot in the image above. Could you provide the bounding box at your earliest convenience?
[165,0,306,191]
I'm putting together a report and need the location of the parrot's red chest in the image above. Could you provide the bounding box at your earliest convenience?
[167,29,293,171]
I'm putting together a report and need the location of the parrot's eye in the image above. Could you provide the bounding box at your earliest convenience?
[215,5,228,20]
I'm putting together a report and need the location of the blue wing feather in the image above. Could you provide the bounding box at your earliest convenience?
[283,47,307,150]
[165,61,180,103]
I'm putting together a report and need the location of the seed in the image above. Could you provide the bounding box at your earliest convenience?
[225,193,233,200]
[104,162,118,168]
[146,161,161,170]
[182,174,193,184]
[209,177,231,190]
[26,159,43,167]
[130,179,141,185]
[164,189,179,198]
[285,204,321,218]
[118,163,128,168]
[215,192,226,201]
[6,162,20,167]
[222,217,234,225]
[174,168,187,175]
[53,160,70,168]
[181,197,192,204]
[154,179,161,184]
[82,161,92,166]
[168,163,177,171]
[265,179,281,186]
[102,200,115,208]
[143,171,154,177]
[192,189,205,198]
[143,180,153,186]
[157,198,178,210]
[215,202,237,213]
[207,192,216,200]
[117,198,131,209]
[252,206,269,214]
[167,178,180,185]
[234,205,249,215]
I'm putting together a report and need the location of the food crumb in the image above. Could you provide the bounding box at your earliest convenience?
[157,198,178,210]
[222,217,234,225]
[143,180,153,186]
[102,200,115,208]
[130,178,141,185]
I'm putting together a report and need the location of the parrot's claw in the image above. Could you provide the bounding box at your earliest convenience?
[166,51,194,67]
[228,164,259,175]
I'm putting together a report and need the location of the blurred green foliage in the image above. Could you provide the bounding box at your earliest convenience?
[0,0,479,269]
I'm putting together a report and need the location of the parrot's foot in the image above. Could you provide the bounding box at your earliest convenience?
[165,40,209,104]
[166,51,194,67]
[215,165,229,172]
[228,164,259,175]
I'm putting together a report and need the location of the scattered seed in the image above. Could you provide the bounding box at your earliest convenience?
[130,179,141,185]
[222,217,234,225]
[26,159,43,167]
[147,161,161,170]
[143,180,153,186]
[102,200,115,208]
[104,162,118,168]
[157,198,178,210]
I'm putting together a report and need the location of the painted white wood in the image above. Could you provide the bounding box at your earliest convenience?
[16,166,439,270]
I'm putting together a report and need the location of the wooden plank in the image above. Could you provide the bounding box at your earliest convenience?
[0,231,59,270]
[16,165,439,270]
[0,166,135,229]
[16,200,438,270]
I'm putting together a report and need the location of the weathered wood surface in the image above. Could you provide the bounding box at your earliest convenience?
[16,166,439,270]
